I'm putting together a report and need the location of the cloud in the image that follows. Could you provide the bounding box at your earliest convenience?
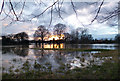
[1,1,118,39]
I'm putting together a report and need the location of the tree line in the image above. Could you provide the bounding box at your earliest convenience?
[1,32,29,45]
[1,23,120,45]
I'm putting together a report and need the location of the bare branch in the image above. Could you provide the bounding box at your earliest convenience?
[0,0,4,15]
[71,0,86,27]
[90,0,104,24]
[18,0,26,18]
[71,0,77,17]
[0,2,20,21]
[32,0,59,18]
[49,6,53,26]
[99,10,120,23]
[57,0,64,20]
[2,9,14,21]
[9,0,19,21]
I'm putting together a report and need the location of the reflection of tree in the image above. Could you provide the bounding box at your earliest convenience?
[34,50,66,70]
[34,49,45,58]
[80,44,93,49]
[2,45,29,57]
[2,47,14,54]
[13,45,29,57]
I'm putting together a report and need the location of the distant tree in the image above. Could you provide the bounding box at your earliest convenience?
[34,25,49,42]
[115,34,120,44]
[79,29,93,44]
[14,32,29,42]
[54,23,66,40]
[2,32,29,45]
[80,34,93,43]
[2,34,15,45]
[81,29,87,35]
[63,33,71,41]
[70,28,81,43]
[70,27,86,43]
[70,29,76,42]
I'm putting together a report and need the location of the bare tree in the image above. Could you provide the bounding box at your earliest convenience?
[34,25,49,42]
[53,23,66,40]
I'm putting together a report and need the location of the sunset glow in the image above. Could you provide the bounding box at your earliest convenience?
[43,43,64,48]
[48,34,64,40]
[34,34,65,41]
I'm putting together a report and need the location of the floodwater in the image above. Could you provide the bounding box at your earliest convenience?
[1,44,119,73]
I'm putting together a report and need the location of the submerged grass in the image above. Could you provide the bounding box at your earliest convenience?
[2,47,119,79]
[2,61,119,79]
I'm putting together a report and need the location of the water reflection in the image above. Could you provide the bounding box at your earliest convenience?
[2,44,119,73]
[2,45,29,57]
[33,43,64,48]
[29,43,119,49]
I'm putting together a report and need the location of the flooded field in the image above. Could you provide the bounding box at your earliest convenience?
[1,44,120,79]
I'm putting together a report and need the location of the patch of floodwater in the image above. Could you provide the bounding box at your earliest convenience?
[2,45,116,73]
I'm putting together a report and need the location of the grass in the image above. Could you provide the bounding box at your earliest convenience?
[2,61,119,79]
[94,50,120,57]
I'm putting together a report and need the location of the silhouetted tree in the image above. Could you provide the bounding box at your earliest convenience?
[70,28,93,44]
[53,23,66,48]
[70,28,82,44]
[70,29,76,43]
[2,32,29,45]
[115,34,120,44]
[54,23,66,40]
[34,25,49,42]
[2,34,15,45]
[63,33,71,42]
[80,29,93,44]
[14,32,29,42]
[34,25,49,48]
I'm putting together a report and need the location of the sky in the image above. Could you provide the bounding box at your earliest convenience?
[0,0,119,40]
